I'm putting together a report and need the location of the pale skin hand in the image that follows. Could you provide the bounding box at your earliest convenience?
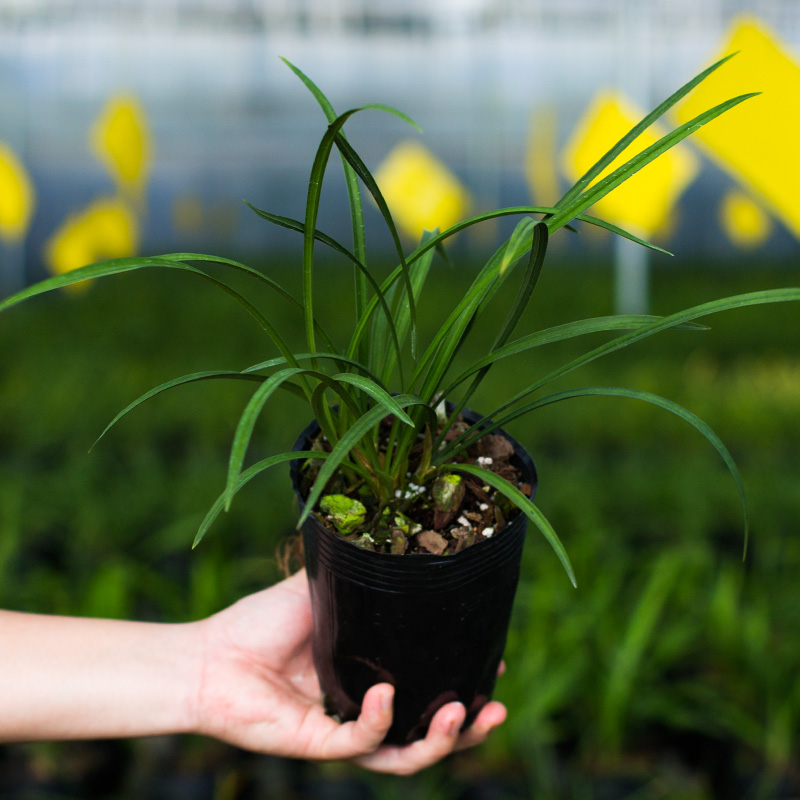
[0,570,506,775]
[193,569,508,774]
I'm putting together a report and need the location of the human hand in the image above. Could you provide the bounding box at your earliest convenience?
[190,569,507,774]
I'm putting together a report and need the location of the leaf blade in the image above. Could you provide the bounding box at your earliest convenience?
[556,53,739,210]
[448,463,577,588]
[194,450,322,548]
[477,386,750,556]
[90,370,286,452]
[549,91,758,234]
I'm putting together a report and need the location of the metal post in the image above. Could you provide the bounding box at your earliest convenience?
[614,235,649,315]
[614,0,651,314]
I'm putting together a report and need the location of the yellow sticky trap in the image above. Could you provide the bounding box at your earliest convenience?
[91,95,152,197]
[0,142,35,241]
[675,18,800,239]
[562,92,698,237]
[374,140,469,240]
[45,198,139,288]
[720,189,772,248]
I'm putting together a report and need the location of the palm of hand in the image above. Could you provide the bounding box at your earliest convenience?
[194,570,506,774]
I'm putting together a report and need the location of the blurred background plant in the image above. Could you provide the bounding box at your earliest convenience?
[1,1,799,798]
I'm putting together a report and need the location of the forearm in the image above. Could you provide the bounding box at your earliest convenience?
[0,610,202,743]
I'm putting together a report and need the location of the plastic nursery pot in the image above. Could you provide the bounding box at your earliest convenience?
[290,409,537,746]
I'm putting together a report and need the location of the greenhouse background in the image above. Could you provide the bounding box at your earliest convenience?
[1,1,800,799]
[1,0,799,297]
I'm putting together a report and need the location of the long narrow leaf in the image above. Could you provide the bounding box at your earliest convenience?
[498,288,800,421]
[556,53,738,210]
[139,252,339,357]
[333,132,420,360]
[0,256,303,375]
[301,104,417,357]
[443,386,750,556]
[243,352,385,387]
[577,214,672,255]
[194,450,321,548]
[246,203,404,380]
[281,57,371,365]
[413,218,538,400]
[373,229,437,386]
[448,463,576,588]
[90,370,301,451]
[331,373,413,426]
[244,204,356,261]
[548,92,758,234]
[225,368,309,510]
[440,314,707,398]
[399,208,668,268]
[159,250,325,321]
[449,222,549,423]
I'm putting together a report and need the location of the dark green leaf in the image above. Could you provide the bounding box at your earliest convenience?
[556,53,739,210]
[194,450,322,548]
[90,370,300,452]
[451,387,750,555]
[449,463,576,587]
[549,91,758,234]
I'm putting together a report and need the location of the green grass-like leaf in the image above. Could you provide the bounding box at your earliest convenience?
[333,131,421,361]
[281,57,372,365]
[300,104,418,359]
[449,463,577,588]
[549,91,758,234]
[502,288,800,417]
[556,53,738,211]
[446,386,750,555]
[225,368,313,511]
[194,450,322,548]
[372,229,437,387]
[245,203,406,384]
[0,256,303,374]
[90,370,300,452]
[444,221,549,431]
[440,315,707,397]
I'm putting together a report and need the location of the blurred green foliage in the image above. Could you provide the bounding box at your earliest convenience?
[0,258,798,799]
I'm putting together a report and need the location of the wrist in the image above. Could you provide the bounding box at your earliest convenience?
[181,617,211,737]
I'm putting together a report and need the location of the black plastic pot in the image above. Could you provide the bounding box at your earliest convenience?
[289,410,537,745]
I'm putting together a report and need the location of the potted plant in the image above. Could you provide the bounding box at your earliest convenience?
[1,57,797,745]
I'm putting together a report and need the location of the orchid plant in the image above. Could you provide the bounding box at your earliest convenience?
[2,56,797,586]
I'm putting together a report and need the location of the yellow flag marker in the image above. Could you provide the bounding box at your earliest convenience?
[562,92,698,237]
[91,95,152,198]
[0,142,35,241]
[675,18,800,239]
[720,189,772,248]
[374,140,469,240]
[45,198,139,287]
